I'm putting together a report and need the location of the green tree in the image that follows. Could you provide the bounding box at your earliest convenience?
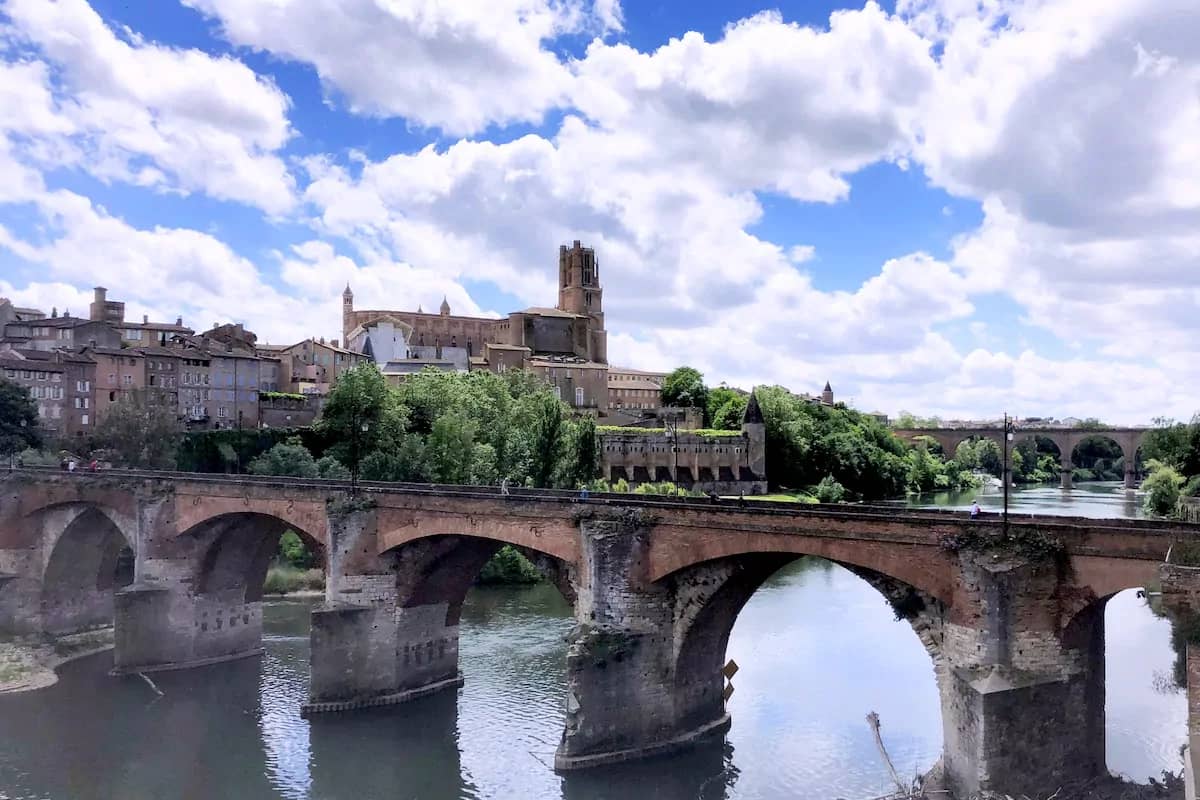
[425,411,477,484]
[1143,461,1184,517]
[247,437,319,477]
[0,378,40,458]
[92,389,183,469]
[278,530,313,568]
[661,366,709,413]
[707,387,748,431]
[318,364,399,475]
[529,393,566,488]
[565,416,600,488]
[316,455,350,479]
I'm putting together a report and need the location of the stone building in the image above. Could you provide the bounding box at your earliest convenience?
[0,349,95,440]
[0,310,120,352]
[342,240,609,411]
[600,391,768,495]
[259,338,368,396]
[88,287,192,346]
[608,368,668,412]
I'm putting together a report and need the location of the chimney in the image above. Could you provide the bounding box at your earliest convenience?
[176,316,182,326]
[51,307,58,318]
[94,287,107,303]
[143,314,148,324]
[331,339,339,348]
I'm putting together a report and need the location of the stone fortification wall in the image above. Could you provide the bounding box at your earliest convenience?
[599,429,766,494]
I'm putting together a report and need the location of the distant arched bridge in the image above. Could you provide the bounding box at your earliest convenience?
[893,426,1149,488]
[0,467,1194,798]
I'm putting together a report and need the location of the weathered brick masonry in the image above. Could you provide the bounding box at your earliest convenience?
[0,469,1191,798]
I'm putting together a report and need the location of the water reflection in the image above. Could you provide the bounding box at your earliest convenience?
[901,480,1145,519]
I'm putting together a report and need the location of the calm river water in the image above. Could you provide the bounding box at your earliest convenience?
[0,482,1184,799]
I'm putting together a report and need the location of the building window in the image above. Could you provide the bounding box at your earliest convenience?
[109,391,115,402]
[575,387,585,406]
[36,371,46,380]
[122,375,133,386]
[81,414,89,426]
[51,372,61,382]
[76,380,89,392]
[553,385,561,400]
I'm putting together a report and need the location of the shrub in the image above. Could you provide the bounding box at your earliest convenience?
[477,546,543,584]
[263,565,324,595]
[1143,463,1185,517]
[815,475,846,504]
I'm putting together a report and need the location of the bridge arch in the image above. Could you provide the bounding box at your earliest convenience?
[40,505,135,634]
[653,549,948,771]
[183,512,324,604]
[648,527,955,603]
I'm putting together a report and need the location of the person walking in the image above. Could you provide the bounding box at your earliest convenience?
[500,477,510,497]
[970,500,981,519]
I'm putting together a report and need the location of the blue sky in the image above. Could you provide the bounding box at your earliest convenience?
[0,0,1197,422]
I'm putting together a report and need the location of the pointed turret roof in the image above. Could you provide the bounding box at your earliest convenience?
[742,389,764,425]
[824,381,832,392]
[440,295,451,315]
[343,282,353,297]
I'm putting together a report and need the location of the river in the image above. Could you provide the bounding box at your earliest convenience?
[0,482,1184,799]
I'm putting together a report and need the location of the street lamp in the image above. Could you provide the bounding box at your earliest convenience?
[1003,413,1015,536]
[351,420,369,494]
[664,414,679,482]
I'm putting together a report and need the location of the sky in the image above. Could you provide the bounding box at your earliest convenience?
[0,0,1197,424]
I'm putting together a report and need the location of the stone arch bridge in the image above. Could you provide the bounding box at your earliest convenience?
[0,468,1194,798]
[894,426,1150,489]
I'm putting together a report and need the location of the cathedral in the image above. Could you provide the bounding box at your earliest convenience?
[342,241,610,412]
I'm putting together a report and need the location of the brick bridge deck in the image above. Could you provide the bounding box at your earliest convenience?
[1,467,1197,798]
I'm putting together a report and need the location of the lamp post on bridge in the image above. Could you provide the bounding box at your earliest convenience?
[350,420,369,495]
[1002,413,1015,536]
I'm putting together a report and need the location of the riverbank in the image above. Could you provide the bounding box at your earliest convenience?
[0,628,114,694]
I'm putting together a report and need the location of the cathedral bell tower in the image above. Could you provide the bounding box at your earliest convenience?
[557,240,607,363]
[342,283,354,342]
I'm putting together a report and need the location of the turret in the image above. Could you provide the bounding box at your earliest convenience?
[440,296,451,316]
[821,381,833,405]
[742,390,766,481]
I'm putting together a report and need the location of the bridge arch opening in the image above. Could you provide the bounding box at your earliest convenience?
[1062,586,1187,783]
[41,506,134,635]
[189,513,324,603]
[1070,434,1137,484]
[664,553,945,794]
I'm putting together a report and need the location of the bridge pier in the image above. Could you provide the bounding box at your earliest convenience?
[556,511,732,769]
[1060,451,1074,489]
[305,504,468,714]
[112,525,271,673]
[938,552,1105,796]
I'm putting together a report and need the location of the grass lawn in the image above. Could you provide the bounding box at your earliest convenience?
[737,493,818,504]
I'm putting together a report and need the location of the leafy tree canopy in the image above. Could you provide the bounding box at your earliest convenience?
[93,389,182,469]
[0,378,40,457]
[661,366,709,413]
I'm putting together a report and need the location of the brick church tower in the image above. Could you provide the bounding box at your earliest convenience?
[342,283,354,342]
[557,240,607,363]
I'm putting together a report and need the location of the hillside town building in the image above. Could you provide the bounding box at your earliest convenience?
[343,240,612,412]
